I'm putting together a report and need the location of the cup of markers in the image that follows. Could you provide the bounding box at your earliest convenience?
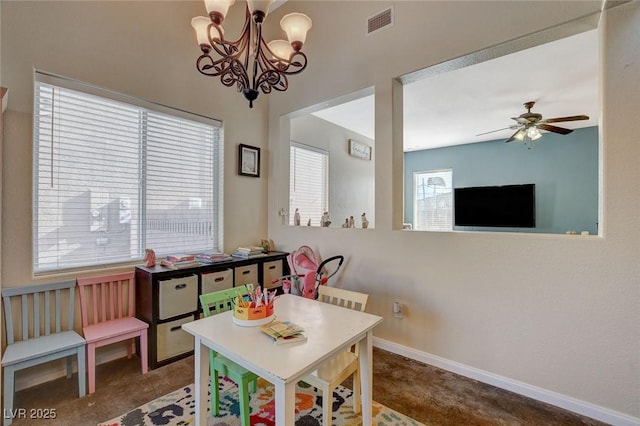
[233,287,276,321]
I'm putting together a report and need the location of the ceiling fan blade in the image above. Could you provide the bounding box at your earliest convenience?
[542,115,589,123]
[505,128,523,143]
[476,126,518,136]
[537,123,573,135]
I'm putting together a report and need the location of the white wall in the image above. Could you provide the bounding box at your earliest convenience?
[290,114,375,228]
[268,1,639,422]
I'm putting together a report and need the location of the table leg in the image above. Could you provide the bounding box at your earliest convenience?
[194,337,209,426]
[274,380,296,425]
[359,330,374,425]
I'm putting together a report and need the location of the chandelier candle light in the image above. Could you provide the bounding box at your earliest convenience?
[191,0,312,108]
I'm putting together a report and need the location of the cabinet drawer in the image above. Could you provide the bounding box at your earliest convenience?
[234,264,258,287]
[158,275,198,319]
[263,260,283,289]
[157,316,195,361]
[202,269,233,294]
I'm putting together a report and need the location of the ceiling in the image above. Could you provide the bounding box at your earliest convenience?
[311,29,599,152]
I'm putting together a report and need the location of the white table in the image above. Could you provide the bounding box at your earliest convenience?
[182,293,383,426]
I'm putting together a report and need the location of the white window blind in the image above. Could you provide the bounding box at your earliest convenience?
[414,169,453,231]
[33,75,223,273]
[289,143,328,227]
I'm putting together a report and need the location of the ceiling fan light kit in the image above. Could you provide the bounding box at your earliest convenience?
[191,0,312,108]
[478,101,589,149]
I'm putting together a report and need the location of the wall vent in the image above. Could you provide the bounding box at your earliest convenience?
[367,7,393,35]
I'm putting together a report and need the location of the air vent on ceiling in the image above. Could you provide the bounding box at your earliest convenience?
[367,7,393,35]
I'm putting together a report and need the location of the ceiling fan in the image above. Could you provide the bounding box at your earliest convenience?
[477,101,589,143]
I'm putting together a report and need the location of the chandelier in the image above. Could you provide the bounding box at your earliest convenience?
[191,0,312,108]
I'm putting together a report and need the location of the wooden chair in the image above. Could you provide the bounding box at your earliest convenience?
[77,271,148,394]
[1,280,86,426]
[303,286,369,426]
[199,284,258,426]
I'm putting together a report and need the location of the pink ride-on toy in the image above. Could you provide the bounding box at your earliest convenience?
[273,245,344,299]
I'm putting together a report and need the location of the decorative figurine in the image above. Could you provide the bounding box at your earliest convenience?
[361,212,369,229]
[349,216,355,228]
[342,218,349,228]
[307,218,312,226]
[321,211,332,227]
[143,248,156,267]
[294,208,301,226]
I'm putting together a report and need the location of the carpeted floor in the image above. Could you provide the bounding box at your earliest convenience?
[99,376,423,425]
[10,347,607,426]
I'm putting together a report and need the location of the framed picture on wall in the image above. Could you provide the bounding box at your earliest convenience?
[238,144,260,177]
[348,139,372,161]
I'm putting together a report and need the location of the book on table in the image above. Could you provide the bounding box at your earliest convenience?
[260,320,307,345]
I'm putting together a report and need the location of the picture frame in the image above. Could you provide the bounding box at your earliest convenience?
[348,139,372,161]
[238,144,260,177]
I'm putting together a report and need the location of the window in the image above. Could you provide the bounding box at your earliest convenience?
[414,169,453,231]
[33,73,223,273]
[289,142,328,227]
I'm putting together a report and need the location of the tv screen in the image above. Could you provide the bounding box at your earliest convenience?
[454,184,535,228]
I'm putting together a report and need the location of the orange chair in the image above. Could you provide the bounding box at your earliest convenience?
[77,271,148,394]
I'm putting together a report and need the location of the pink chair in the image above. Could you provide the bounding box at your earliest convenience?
[77,271,148,394]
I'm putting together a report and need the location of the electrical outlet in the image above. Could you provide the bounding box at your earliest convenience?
[393,301,403,319]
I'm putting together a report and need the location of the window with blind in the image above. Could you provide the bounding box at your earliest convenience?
[33,73,223,273]
[289,143,328,227]
[413,169,453,231]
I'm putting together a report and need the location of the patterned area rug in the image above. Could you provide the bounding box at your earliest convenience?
[99,376,424,426]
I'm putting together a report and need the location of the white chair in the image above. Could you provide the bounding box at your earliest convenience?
[302,286,369,426]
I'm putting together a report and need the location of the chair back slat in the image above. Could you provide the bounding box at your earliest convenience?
[77,272,136,327]
[21,294,28,341]
[44,290,51,335]
[127,275,135,319]
[67,286,75,331]
[3,296,15,344]
[1,280,77,344]
[55,288,62,333]
[108,281,114,320]
[33,291,40,338]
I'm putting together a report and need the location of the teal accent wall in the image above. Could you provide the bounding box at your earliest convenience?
[404,126,599,234]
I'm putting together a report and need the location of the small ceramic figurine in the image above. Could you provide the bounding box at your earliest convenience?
[361,212,369,229]
[342,218,349,228]
[321,211,332,227]
[143,248,156,267]
[349,216,355,228]
[294,208,301,226]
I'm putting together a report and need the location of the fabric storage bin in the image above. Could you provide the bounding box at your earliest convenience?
[263,260,283,289]
[202,269,233,294]
[157,316,195,361]
[234,264,258,287]
[158,275,198,319]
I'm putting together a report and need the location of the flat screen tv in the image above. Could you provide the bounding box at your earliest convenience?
[454,184,535,228]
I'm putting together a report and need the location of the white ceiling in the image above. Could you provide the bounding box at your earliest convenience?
[312,29,599,152]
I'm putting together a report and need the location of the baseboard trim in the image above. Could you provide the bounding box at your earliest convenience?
[373,337,640,426]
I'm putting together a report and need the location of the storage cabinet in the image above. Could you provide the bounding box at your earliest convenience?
[135,251,289,369]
